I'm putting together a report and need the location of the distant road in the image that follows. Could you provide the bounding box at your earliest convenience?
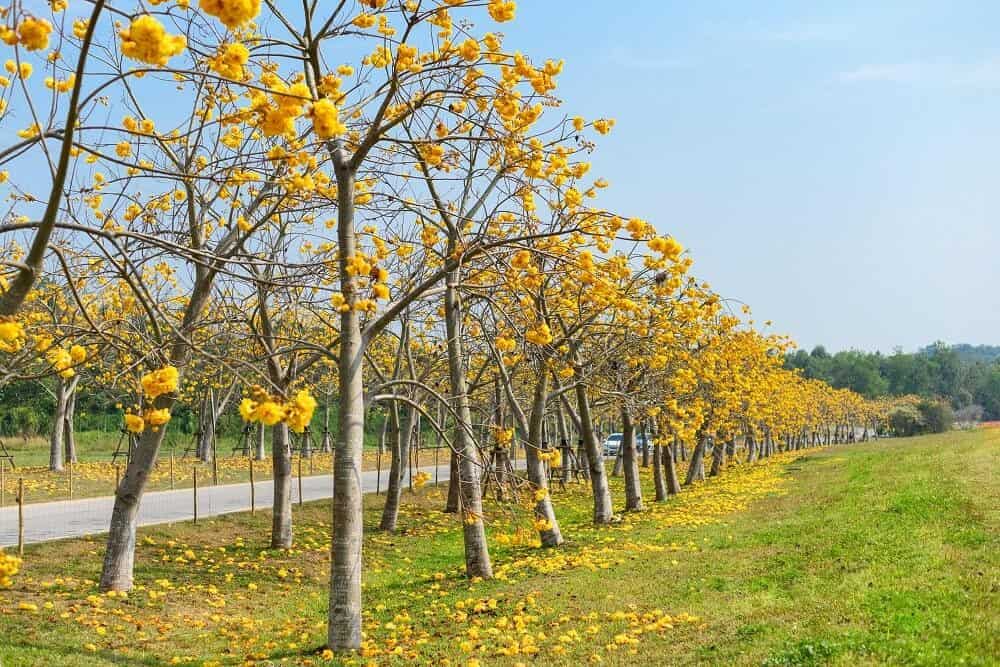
[0,462,454,547]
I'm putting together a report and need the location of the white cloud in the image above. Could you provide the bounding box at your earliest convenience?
[838,58,1000,87]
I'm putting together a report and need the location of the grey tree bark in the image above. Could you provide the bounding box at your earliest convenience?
[572,357,613,524]
[709,438,727,477]
[525,373,563,546]
[652,443,667,501]
[271,423,293,548]
[664,438,682,495]
[63,377,79,464]
[684,435,707,485]
[327,161,366,651]
[444,270,493,577]
[380,402,415,532]
[49,377,71,472]
[254,423,267,461]
[621,410,643,511]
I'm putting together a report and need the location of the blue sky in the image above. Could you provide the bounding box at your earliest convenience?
[505,1,1000,352]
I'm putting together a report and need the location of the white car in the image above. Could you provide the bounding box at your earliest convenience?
[602,432,649,457]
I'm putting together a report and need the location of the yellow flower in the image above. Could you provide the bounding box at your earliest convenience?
[141,366,179,399]
[124,413,145,434]
[207,42,249,79]
[144,407,171,427]
[0,548,21,588]
[199,0,262,29]
[119,15,187,66]
[254,400,284,426]
[310,98,347,140]
[284,389,317,433]
[69,345,87,363]
[525,323,553,346]
[458,38,480,62]
[488,0,516,23]
[17,17,52,51]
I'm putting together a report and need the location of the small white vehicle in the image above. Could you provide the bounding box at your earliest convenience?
[602,432,649,457]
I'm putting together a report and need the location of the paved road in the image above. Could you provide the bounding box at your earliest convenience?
[0,462,454,548]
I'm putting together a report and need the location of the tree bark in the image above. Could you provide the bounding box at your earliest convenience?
[709,438,727,477]
[444,270,493,577]
[621,410,643,511]
[573,362,613,524]
[254,423,266,461]
[445,448,460,513]
[327,162,366,652]
[380,402,414,532]
[664,438,682,495]
[525,373,563,547]
[684,436,707,485]
[652,442,667,501]
[63,377,79,463]
[49,377,70,472]
[271,423,293,549]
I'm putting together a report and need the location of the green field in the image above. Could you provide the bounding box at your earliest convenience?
[1,429,997,666]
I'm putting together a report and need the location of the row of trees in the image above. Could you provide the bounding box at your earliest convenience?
[0,0,904,653]
[785,343,1000,418]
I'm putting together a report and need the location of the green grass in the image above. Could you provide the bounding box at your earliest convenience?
[1,429,997,666]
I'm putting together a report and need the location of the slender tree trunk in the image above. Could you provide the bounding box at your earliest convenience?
[684,436,707,486]
[271,423,293,548]
[709,438,728,477]
[641,421,650,468]
[63,377,79,463]
[612,445,624,476]
[664,438,682,495]
[49,377,69,472]
[652,442,667,501]
[254,423,266,461]
[328,163,366,652]
[445,448,460,513]
[746,435,757,463]
[621,410,643,511]
[573,359,613,524]
[443,271,493,577]
[380,402,415,532]
[526,374,562,547]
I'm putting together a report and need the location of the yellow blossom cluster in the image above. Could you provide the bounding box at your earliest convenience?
[0,318,25,352]
[239,387,317,432]
[0,549,20,588]
[119,15,186,66]
[199,0,262,29]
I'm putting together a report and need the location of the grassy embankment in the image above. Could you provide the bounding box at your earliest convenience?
[0,429,996,665]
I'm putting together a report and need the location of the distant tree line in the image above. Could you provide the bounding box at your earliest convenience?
[785,343,1000,420]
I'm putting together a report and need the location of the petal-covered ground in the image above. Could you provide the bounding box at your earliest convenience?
[1,429,997,666]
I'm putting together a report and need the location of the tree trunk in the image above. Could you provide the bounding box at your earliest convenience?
[526,373,562,547]
[652,442,667,501]
[100,409,171,590]
[684,436,707,485]
[640,421,650,468]
[444,271,493,577]
[746,434,757,463]
[254,423,266,461]
[664,438,682,495]
[49,377,70,472]
[270,423,293,549]
[63,377,79,463]
[709,438,727,477]
[621,410,643,511]
[612,444,624,476]
[445,448,460,513]
[573,360,613,524]
[328,163,366,652]
[380,402,414,532]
